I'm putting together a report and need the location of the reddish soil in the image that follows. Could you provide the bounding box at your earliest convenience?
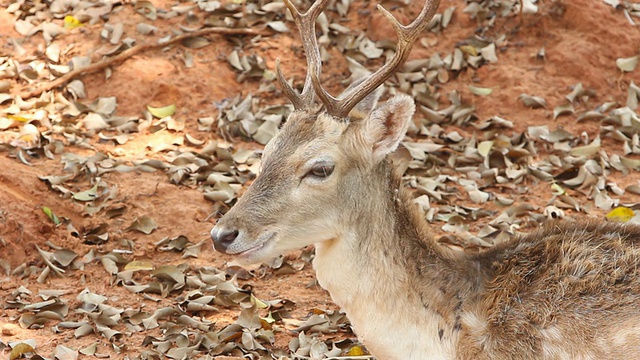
[1,0,640,358]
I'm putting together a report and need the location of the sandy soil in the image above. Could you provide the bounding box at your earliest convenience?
[1,0,640,358]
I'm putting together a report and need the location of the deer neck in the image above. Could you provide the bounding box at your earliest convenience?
[312,160,468,359]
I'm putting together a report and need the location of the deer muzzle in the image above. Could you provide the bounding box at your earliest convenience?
[210,227,239,253]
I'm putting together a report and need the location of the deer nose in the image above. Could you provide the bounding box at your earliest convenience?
[211,227,239,253]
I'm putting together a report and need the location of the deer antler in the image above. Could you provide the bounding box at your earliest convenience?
[321,0,440,117]
[278,0,440,117]
[276,0,332,111]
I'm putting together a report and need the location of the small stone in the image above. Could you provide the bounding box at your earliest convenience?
[1,323,20,336]
[0,80,11,93]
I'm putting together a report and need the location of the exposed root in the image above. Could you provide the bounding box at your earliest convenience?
[18,27,270,99]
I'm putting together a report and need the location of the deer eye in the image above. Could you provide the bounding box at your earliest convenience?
[305,164,334,179]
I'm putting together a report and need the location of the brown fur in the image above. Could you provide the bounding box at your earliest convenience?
[388,157,640,358]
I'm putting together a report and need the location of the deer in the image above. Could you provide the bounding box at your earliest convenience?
[210,0,640,359]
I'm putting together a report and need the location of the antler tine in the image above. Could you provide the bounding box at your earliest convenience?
[313,0,441,118]
[277,0,332,111]
[276,59,305,110]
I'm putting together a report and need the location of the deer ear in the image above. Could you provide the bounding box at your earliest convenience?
[363,94,415,162]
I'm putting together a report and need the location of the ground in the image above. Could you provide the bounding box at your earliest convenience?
[1,0,640,359]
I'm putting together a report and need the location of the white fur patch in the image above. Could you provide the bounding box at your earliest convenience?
[313,234,457,360]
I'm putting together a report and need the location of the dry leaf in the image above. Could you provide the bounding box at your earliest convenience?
[127,216,158,234]
[468,85,493,96]
[616,55,639,72]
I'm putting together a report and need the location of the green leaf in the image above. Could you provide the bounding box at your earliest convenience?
[551,183,565,196]
[147,104,176,118]
[252,294,269,309]
[42,206,61,225]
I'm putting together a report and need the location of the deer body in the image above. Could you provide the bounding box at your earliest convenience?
[211,0,640,358]
[310,149,640,359]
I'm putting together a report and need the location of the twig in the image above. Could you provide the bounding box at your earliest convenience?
[19,26,270,99]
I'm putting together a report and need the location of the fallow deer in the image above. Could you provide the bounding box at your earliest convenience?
[211,0,640,358]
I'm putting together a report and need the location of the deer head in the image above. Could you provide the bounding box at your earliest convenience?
[211,0,440,265]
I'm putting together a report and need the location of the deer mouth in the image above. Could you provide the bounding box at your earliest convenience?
[231,231,276,259]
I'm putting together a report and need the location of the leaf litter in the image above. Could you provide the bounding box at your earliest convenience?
[1,0,640,358]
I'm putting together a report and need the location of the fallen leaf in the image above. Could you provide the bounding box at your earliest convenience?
[606,207,634,222]
[477,141,494,157]
[519,94,547,108]
[127,216,158,234]
[468,85,493,96]
[570,139,601,158]
[64,16,83,29]
[267,21,289,32]
[181,36,210,49]
[53,249,78,267]
[553,103,575,119]
[55,345,78,360]
[72,185,100,202]
[135,0,157,20]
[42,206,61,225]
[616,55,639,72]
[347,345,367,356]
[147,104,176,118]
[10,343,36,360]
[125,260,155,271]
